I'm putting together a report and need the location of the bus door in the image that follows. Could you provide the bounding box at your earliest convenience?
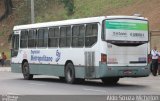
[85,51,96,78]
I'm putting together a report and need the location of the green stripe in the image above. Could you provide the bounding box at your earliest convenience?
[106,21,148,31]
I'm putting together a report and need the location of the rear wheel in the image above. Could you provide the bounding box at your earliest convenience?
[22,62,33,80]
[101,77,119,85]
[65,63,75,84]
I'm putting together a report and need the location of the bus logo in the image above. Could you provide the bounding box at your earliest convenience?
[56,50,61,62]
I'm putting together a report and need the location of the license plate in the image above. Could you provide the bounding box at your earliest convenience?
[123,70,132,75]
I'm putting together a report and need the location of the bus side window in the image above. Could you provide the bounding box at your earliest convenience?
[72,25,85,47]
[48,27,59,47]
[49,28,54,47]
[28,29,36,48]
[60,26,71,47]
[79,25,85,47]
[54,28,60,47]
[72,26,79,47]
[37,28,48,47]
[20,30,28,48]
[44,28,48,47]
[85,23,98,47]
[37,29,44,47]
[66,26,71,47]
[60,27,66,47]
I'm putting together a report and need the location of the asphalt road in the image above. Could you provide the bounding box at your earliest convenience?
[0,72,160,101]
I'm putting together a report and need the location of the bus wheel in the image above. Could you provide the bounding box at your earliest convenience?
[65,63,75,84]
[22,62,33,80]
[101,77,119,85]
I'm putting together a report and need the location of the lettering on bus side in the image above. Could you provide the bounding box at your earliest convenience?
[30,50,53,62]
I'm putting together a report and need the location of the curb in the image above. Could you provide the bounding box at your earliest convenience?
[0,67,11,72]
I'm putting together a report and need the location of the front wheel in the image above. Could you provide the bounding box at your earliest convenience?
[22,62,33,80]
[101,77,119,85]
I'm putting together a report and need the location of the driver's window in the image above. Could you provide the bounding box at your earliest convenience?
[12,34,19,57]
[13,35,19,50]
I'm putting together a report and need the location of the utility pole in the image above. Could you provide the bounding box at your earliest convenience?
[31,0,35,23]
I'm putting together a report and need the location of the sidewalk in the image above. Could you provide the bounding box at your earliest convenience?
[0,67,11,72]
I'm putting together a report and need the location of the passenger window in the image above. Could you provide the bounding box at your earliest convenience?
[37,28,48,47]
[48,27,59,47]
[28,29,36,48]
[72,25,85,47]
[85,24,98,47]
[20,30,28,48]
[60,26,71,47]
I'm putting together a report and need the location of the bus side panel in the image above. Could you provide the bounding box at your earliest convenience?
[29,64,64,76]
[75,66,85,78]
[30,64,86,78]
[11,62,86,78]
[11,63,22,73]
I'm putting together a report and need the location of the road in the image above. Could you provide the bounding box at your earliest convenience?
[0,71,160,101]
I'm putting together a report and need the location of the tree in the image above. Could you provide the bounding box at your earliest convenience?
[0,0,13,21]
[61,0,75,15]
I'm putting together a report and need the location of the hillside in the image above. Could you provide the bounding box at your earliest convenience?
[0,0,160,58]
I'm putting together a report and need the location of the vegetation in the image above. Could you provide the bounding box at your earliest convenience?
[32,0,136,23]
[0,0,13,21]
[61,0,75,15]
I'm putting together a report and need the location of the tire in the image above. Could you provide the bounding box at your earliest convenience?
[65,63,75,84]
[22,62,33,80]
[101,77,119,85]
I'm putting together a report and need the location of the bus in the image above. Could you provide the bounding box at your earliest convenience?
[11,16,150,84]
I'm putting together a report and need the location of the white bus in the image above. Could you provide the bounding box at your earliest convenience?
[11,16,150,84]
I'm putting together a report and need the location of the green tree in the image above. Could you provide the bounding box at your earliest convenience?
[61,0,75,15]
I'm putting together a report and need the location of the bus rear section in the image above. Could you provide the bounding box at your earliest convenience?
[105,43,149,77]
[99,17,150,81]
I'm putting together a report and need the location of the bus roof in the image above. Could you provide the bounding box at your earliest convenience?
[13,16,147,31]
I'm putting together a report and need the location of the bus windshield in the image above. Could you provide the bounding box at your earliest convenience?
[104,19,149,44]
